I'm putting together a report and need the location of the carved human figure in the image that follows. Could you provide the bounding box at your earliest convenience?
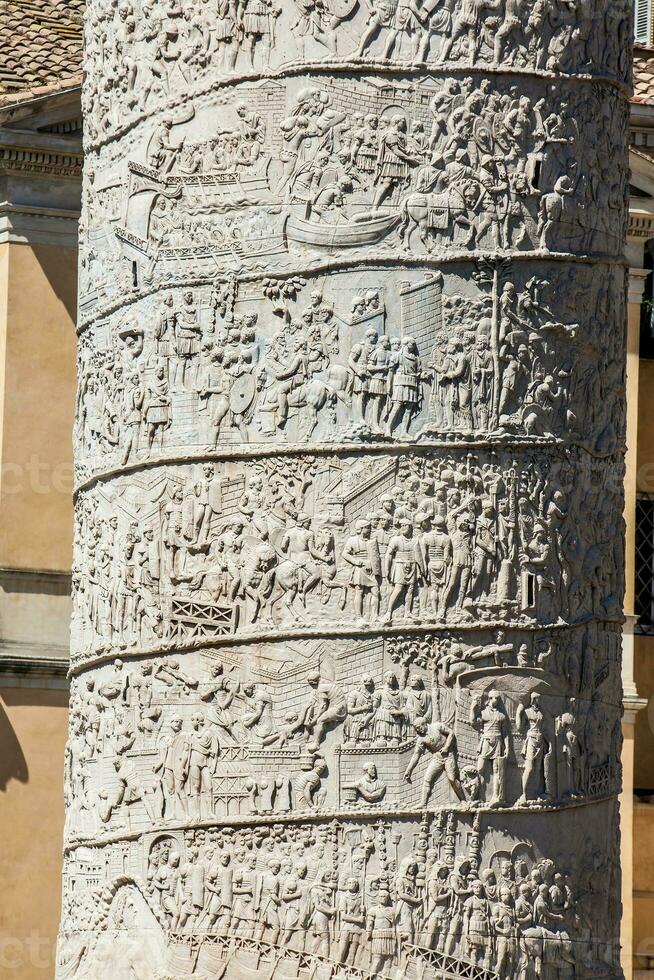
[419,514,452,617]
[557,700,583,798]
[443,504,476,614]
[173,291,202,390]
[353,762,387,804]
[471,690,510,806]
[422,861,451,951]
[386,336,424,436]
[120,373,144,465]
[279,512,322,610]
[493,885,518,980]
[348,329,377,421]
[201,663,239,743]
[444,857,472,956]
[341,518,381,621]
[337,877,365,966]
[384,518,421,622]
[187,713,218,819]
[374,116,421,209]
[345,674,379,743]
[294,756,328,810]
[100,756,158,826]
[256,859,282,943]
[295,671,347,753]
[373,670,405,745]
[516,692,553,805]
[403,673,432,726]
[403,720,465,805]
[227,853,258,937]
[154,716,189,820]
[464,879,492,968]
[144,365,170,449]
[366,889,396,975]
[307,870,336,957]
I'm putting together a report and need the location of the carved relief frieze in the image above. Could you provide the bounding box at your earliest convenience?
[60,0,629,974]
[74,264,627,479]
[71,448,624,663]
[82,0,632,145]
[78,72,629,315]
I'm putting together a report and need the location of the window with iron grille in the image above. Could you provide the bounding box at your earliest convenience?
[636,494,654,632]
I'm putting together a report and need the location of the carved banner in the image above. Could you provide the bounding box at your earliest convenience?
[59,0,630,977]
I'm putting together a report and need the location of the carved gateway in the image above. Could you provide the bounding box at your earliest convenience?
[59,0,629,977]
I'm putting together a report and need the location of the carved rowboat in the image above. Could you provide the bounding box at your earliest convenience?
[285,211,400,247]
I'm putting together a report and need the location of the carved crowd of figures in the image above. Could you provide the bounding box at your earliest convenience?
[70,449,621,658]
[64,0,628,971]
[77,72,629,308]
[58,806,620,980]
[64,626,620,844]
[82,0,631,145]
[74,265,625,477]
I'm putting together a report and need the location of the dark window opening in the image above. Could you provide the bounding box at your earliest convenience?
[635,494,654,633]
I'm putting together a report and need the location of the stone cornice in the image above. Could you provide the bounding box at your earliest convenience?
[0,202,79,246]
[629,267,650,302]
[0,651,69,690]
[623,696,648,726]
[628,213,654,239]
[0,143,82,180]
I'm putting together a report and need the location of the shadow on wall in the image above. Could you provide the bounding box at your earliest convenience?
[33,244,78,324]
[0,697,28,790]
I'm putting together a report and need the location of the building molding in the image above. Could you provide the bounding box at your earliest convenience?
[0,565,71,585]
[0,203,80,246]
[629,266,651,303]
[628,213,654,240]
[0,652,69,690]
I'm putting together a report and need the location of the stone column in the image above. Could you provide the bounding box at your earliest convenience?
[59,3,631,977]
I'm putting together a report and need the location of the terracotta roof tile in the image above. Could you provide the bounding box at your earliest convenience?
[633,45,654,106]
[0,0,84,94]
[0,74,81,109]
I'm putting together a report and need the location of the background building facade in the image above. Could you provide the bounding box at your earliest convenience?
[0,4,81,971]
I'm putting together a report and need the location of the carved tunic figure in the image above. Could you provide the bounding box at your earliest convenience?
[471,691,510,806]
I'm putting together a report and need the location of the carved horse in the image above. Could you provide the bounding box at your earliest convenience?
[284,365,351,439]
[400,178,501,253]
[399,184,470,253]
[521,926,576,980]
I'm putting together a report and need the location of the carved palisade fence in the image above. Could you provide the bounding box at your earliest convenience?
[58,0,631,976]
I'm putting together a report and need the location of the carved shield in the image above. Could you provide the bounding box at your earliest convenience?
[327,0,358,19]
[230,373,256,414]
[473,117,494,155]
[207,478,223,514]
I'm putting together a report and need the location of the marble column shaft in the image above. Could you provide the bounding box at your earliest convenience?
[58,2,631,977]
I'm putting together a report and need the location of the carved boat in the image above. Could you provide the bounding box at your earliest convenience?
[285,211,400,247]
[128,159,269,196]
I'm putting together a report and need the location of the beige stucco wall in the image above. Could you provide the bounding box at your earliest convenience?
[637,359,654,497]
[635,635,654,789]
[0,242,76,572]
[635,803,654,967]
[0,239,76,977]
[0,685,68,979]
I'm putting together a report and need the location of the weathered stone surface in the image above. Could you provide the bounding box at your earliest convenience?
[59,0,630,977]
